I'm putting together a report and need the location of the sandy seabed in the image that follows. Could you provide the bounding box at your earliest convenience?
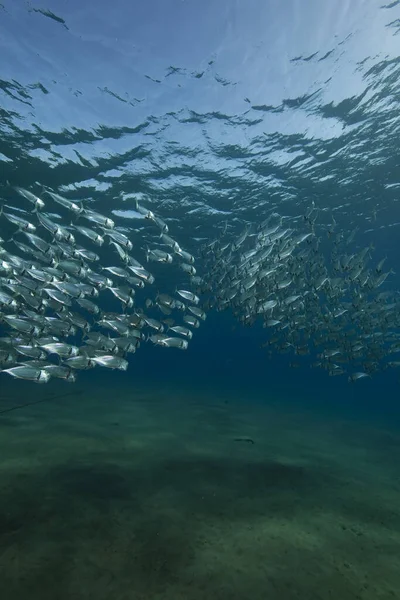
[0,378,399,600]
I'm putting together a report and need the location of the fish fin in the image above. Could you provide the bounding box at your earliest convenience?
[40,184,49,197]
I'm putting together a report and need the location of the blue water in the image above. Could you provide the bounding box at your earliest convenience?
[1,1,400,598]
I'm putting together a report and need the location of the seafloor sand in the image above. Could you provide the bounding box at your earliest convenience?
[0,378,399,600]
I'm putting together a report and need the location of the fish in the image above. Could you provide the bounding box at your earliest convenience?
[76,298,101,315]
[43,288,73,307]
[1,365,50,382]
[103,266,131,278]
[82,209,115,229]
[41,364,76,381]
[187,306,207,320]
[44,191,83,215]
[148,334,188,349]
[175,248,195,264]
[101,228,132,250]
[14,187,45,211]
[74,225,104,246]
[146,248,173,263]
[143,317,164,332]
[63,356,96,370]
[127,265,155,284]
[348,372,371,383]
[1,209,37,233]
[169,325,193,339]
[0,186,202,383]
[151,216,168,233]
[199,206,400,382]
[161,233,180,252]
[22,232,53,255]
[15,345,47,359]
[41,342,80,358]
[2,315,42,336]
[108,286,135,308]
[158,336,188,350]
[183,315,200,328]
[91,355,128,370]
[180,263,196,275]
[176,290,199,304]
[135,201,155,220]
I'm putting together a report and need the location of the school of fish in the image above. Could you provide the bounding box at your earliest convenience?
[0,186,203,383]
[1,186,399,384]
[198,204,400,383]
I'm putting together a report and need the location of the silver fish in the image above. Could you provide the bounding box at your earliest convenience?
[161,233,180,251]
[63,356,96,370]
[103,266,131,278]
[37,213,75,244]
[82,209,115,229]
[156,336,188,349]
[45,191,83,215]
[74,225,104,246]
[175,248,195,264]
[102,228,132,250]
[2,315,42,336]
[127,265,155,284]
[144,317,164,332]
[348,372,371,383]
[180,263,196,275]
[41,342,80,358]
[43,288,72,307]
[0,184,202,384]
[169,325,193,339]
[15,345,47,359]
[146,248,173,264]
[151,215,168,233]
[176,290,199,304]
[43,364,76,381]
[1,209,36,233]
[14,187,45,211]
[76,297,101,315]
[187,306,206,320]
[183,315,200,328]
[1,365,50,382]
[91,355,128,370]
[108,286,135,307]
[23,232,53,255]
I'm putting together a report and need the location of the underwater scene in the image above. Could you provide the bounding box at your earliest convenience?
[1,1,400,598]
